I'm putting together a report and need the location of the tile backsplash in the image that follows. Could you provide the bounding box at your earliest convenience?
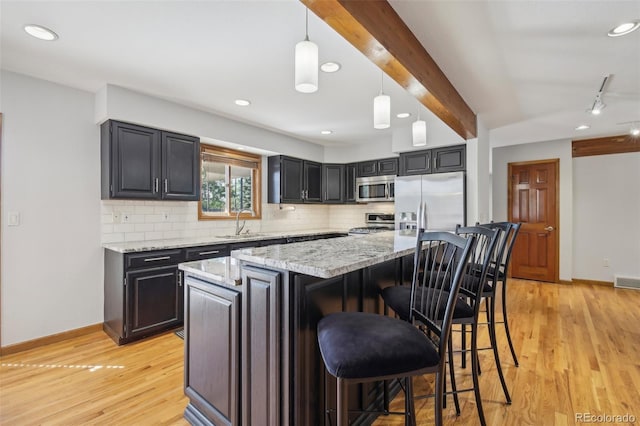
[101,200,395,244]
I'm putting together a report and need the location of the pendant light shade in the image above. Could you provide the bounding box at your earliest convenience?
[373,71,390,129]
[295,9,318,93]
[373,94,391,129]
[412,119,427,146]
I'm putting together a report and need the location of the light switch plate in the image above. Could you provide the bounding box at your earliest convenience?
[8,211,21,226]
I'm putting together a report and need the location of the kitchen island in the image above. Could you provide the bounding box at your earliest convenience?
[179,231,418,426]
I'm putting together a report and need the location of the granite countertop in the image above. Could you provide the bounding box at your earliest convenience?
[103,228,348,253]
[179,257,242,287]
[231,230,419,279]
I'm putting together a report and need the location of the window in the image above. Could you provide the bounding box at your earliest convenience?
[199,145,262,220]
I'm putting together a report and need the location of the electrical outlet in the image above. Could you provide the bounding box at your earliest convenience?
[603,258,610,267]
[112,212,121,224]
[162,212,170,221]
[122,212,131,223]
[8,211,21,227]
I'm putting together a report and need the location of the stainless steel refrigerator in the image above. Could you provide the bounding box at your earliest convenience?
[394,171,466,231]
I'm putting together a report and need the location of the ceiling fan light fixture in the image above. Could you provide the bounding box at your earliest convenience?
[608,21,640,37]
[575,124,590,131]
[295,8,318,93]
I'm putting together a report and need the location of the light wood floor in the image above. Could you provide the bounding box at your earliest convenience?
[1,279,639,425]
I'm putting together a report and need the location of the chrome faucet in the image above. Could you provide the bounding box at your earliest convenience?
[235,209,253,235]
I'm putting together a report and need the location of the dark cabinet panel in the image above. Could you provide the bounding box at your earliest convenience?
[304,161,323,202]
[184,277,241,426]
[184,244,230,261]
[125,264,183,339]
[357,157,398,177]
[101,120,200,201]
[322,164,344,203]
[399,144,466,176]
[378,157,399,175]
[161,131,200,200]
[399,150,432,176]
[433,144,466,173]
[268,156,322,203]
[344,163,357,203]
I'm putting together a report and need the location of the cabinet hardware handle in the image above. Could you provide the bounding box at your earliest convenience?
[177,272,182,287]
[144,256,171,262]
[164,179,168,193]
[198,250,220,255]
[154,178,159,193]
[544,226,555,231]
[433,157,437,169]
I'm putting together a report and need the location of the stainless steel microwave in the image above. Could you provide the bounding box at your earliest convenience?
[355,175,395,202]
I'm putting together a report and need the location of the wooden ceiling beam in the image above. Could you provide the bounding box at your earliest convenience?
[302,0,477,140]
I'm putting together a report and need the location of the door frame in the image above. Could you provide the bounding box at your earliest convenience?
[507,158,560,283]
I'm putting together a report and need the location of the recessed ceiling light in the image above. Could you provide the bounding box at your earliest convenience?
[234,99,251,106]
[24,24,58,41]
[320,130,333,135]
[237,146,246,150]
[320,62,341,73]
[608,21,640,37]
[396,113,411,119]
[575,124,590,130]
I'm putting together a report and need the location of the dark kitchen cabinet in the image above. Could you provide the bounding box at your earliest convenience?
[344,163,357,203]
[104,248,186,345]
[101,120,200,201]
[322,164,344,203]
[184,276,241,426]
[357,157,398,177]
[432,144,466,173]
[399,144,466,176]
[184,244,230,261]
[268,155,322,203]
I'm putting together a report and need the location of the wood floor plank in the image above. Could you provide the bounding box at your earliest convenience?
[1,279,639,425]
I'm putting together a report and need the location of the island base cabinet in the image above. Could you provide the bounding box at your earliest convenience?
[184,277,241,426]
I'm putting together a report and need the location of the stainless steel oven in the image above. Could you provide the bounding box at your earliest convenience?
[355,175,395,203]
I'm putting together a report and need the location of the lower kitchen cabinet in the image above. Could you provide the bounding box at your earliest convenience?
[104,248,186,345]
[184,276,241,426]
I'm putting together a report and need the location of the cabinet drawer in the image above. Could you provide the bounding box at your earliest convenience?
[185,245,230,261]
[126,249,184,269]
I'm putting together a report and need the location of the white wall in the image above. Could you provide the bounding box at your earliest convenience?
[1,71,103,346]
[465,119,491,225]
[492,138,573,281]
[323,139,396,163]
[572,152,640,281]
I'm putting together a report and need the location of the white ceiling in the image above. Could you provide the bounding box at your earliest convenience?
[1,0,639,149]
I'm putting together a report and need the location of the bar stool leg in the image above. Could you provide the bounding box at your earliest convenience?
[337,378,348,426]
[501,278,519,366]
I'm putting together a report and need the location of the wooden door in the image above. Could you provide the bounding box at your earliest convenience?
[508,159,559,282]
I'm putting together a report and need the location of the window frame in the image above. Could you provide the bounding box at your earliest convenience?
[198,144,262,221]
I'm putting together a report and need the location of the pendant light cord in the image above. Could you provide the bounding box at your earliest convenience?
[305,8,309,41]
[380,70,384,95]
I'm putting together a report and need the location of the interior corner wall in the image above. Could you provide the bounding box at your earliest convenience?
[572,152,640,282]
[1,71,102,346]
[323,139,395,163]
[492,138,573,282]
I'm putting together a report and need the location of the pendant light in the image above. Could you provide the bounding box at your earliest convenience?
[412,109,427,146]
[373,71,390,129]
[295,8,318,93]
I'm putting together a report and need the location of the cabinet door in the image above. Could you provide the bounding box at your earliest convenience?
[280,157,304,203]
[162,131,200,201]
[399,150,432,176]
[125,265,182,339]
[377,157,398,176]
[322,164,344,203]
[433,145,466,173]
[110,121,161,199]
[304,161,323,202]
[184,277,240,426]
[344,163,357,203]
[357,160,378,177]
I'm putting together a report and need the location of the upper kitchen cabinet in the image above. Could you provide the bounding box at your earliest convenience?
[101,120,200,201]
[357,157,399,177]
[399,144,466,176]
[344,163,357,203]
[322,164,344,203]
[268,155,322,203]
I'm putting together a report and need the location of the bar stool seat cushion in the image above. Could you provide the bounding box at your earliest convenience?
[381,286,474,322]
[317,312,438,379]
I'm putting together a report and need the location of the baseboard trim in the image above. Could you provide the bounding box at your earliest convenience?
[0,323,103,356]
[558,280,573,285]
[571,278,614,287]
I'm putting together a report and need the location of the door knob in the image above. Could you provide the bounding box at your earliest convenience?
[544,226,555,231]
